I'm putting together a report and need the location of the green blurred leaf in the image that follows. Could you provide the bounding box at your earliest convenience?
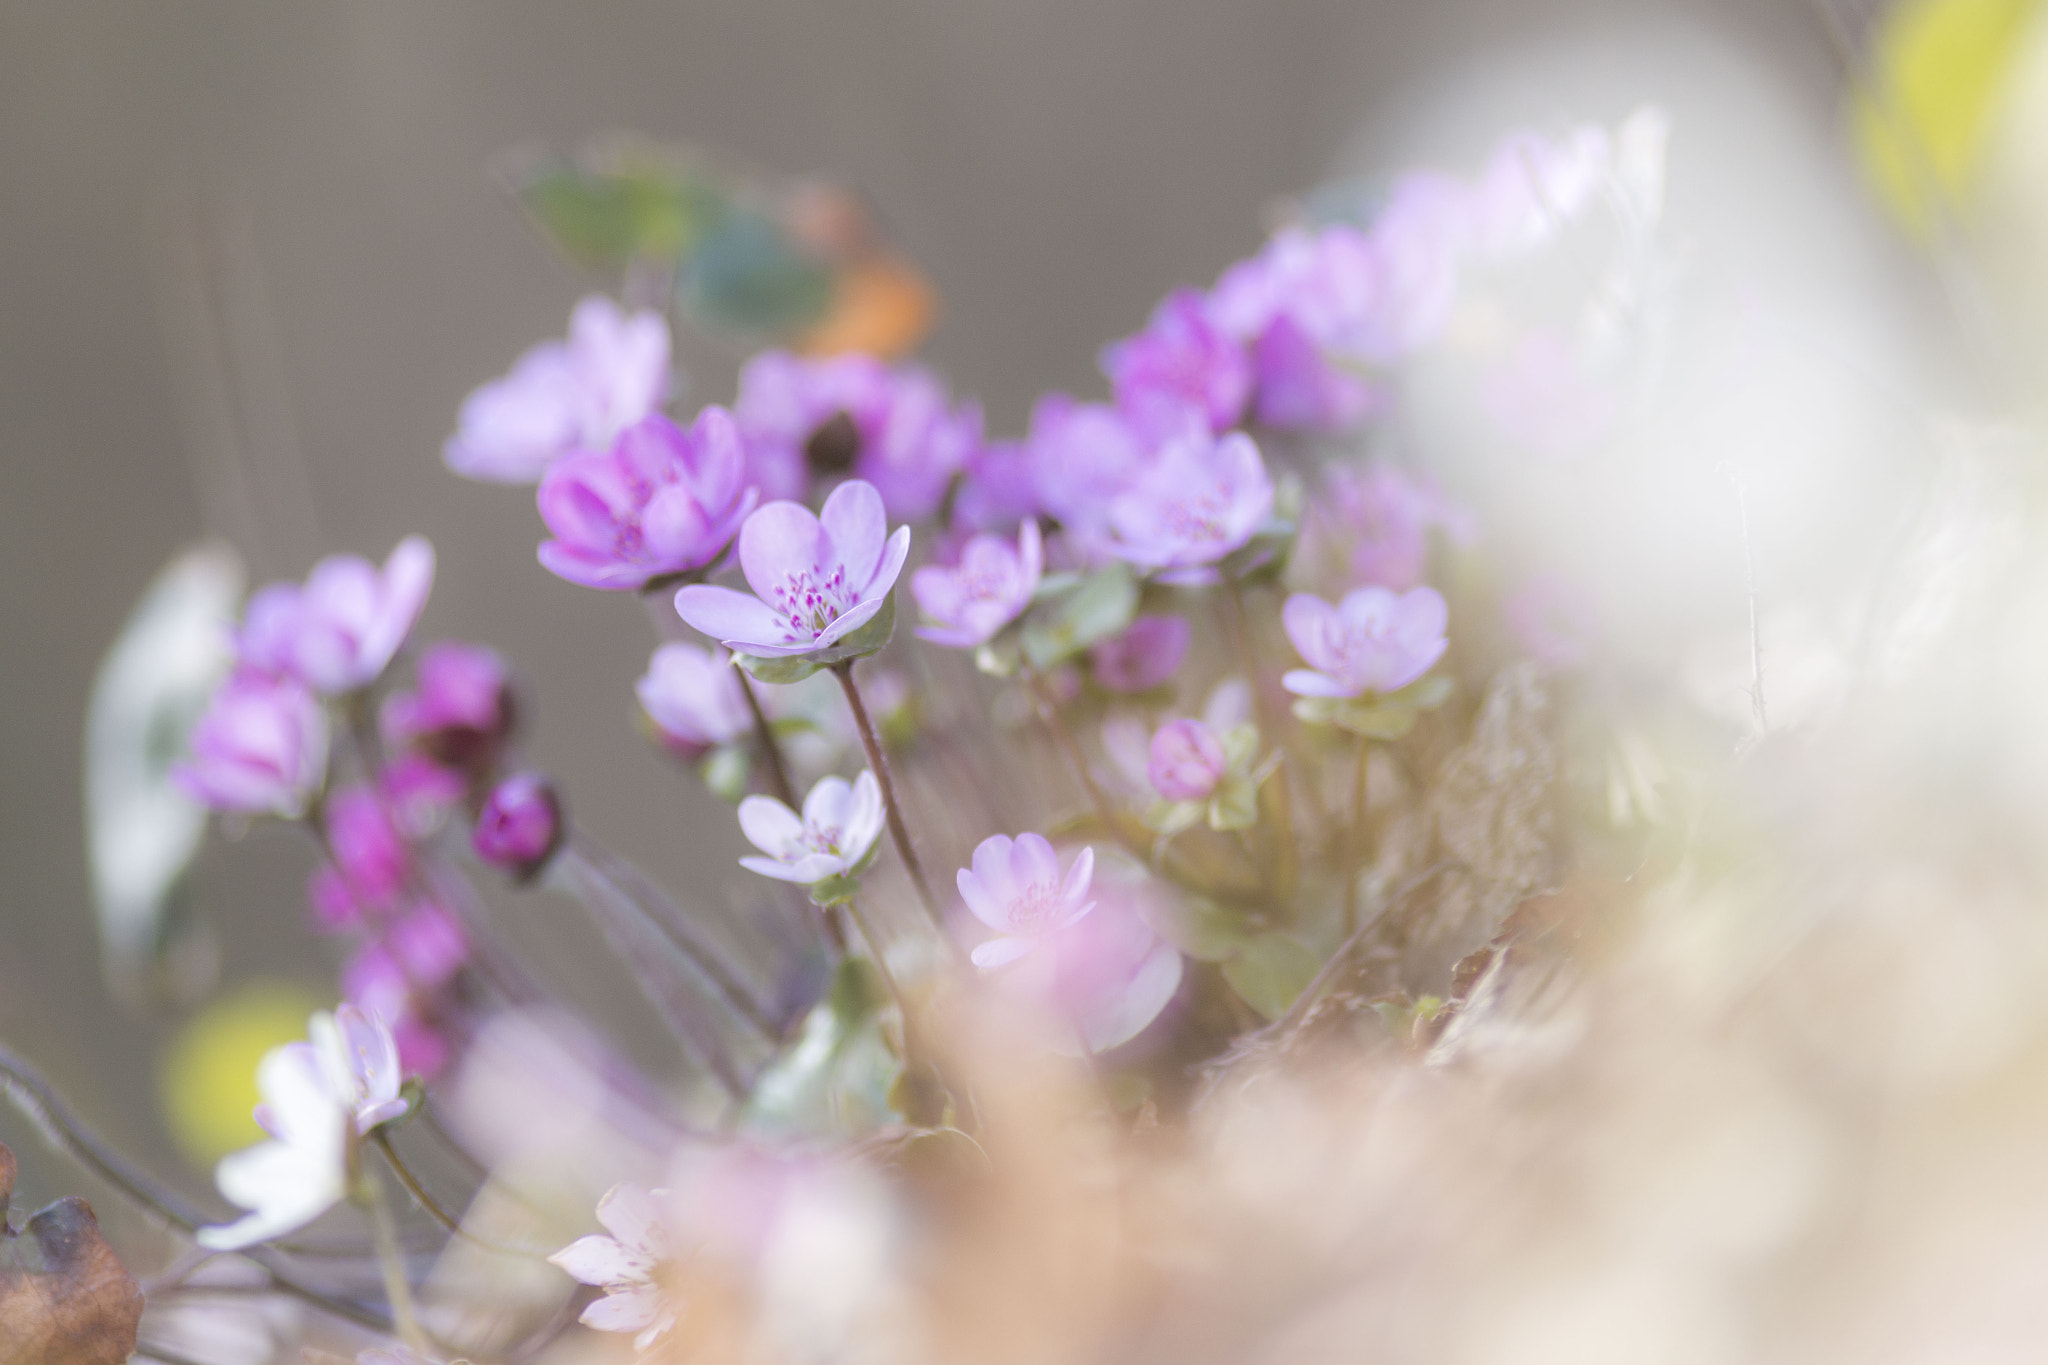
[1146,895,1255,963]
[1022,564,1139,670]
[510,157,719,268]
[681,208,835,337]
[699,745,751,803]
[744,957,896,1136]
[1223,933,1322,1019]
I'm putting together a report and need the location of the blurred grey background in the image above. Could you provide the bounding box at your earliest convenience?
[0,0,1852,1207]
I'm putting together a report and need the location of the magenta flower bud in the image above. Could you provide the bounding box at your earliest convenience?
[473,772,563,876]
[380,753,467,839]
[174,669,329,817]
[1146,718,1227,801]
[321,783,410,908]
[388,903,468,988]
[1282,585,1449,699]
[1107,429,1274,584]
[674,479,912,659]
[383,640,514,768]
[638,641,754,754]
[911,520,1043,649]
[537,407,759,591]
[238,537,436,695]
[1088,615,1190,693]
[445,295,671,484]
[1100,287,1251,437]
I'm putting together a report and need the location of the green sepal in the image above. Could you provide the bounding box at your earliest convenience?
[808,873,862,907]
[1144,799,1205,836]
[735,593,898,684]
[975,634,1022,678]
[1292,672,1454,739]
[1206,775,1261,831]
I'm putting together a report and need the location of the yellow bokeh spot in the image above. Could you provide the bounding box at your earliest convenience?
[159,980,326,1169]
[1853,0,2045,235]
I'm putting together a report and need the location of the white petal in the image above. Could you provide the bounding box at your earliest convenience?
[549,1233,651,1288]
[800,775,854,833]
[594,1182,669,1261]
[580,1282,668,1334]
[737,795,805,858]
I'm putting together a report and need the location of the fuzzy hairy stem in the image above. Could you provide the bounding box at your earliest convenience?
[833,662,943,928]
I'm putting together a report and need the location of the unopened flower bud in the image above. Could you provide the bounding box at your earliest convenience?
[473,772,563,877]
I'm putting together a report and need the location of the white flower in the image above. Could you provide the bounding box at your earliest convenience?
[197,1041,348,1251]
[548,1183,678,1352]
[196,1006,407,1251]
[737,771,885,885]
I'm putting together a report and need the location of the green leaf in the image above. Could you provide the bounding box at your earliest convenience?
[508,155,719,268]
[1223,933,1323,1019]
[1147,895,1255,962]
[744,957,896,1136]
[1143,799,1205,836]
[1207,776,1261,832]
[699,745,751,803]
[1021,564,1139,669]
[680,208,835,338]
[1221,723,1260,773]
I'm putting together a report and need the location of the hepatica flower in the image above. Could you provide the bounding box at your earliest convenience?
[381,640,512,765]
[1101,287,1251,437]
[548,1182,679,1351]
[444,295,671,484]
[675,479,911,659]
[1025,396,1148,556]
[198,1006,407,1251]
[1088,614,1190,693]
[911,519,1042,648]
[175,669,329,818]
[1147,718,1227,801]
[638,641,754,753]
[239,537,436,695]
[957,833,1096,971]
[738,771,884,885]
[538,406,758,590]
[1282,585,1449,698]
[1107,430,1273,583]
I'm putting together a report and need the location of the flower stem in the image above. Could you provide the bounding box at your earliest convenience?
[1342,735,1370,938]
[842,898,913,1037]
[360,1165,431,1355]
[736,669,799,808]
[1223,583,1298,899]
[833,663,942,928]
[371,1130,544,1259]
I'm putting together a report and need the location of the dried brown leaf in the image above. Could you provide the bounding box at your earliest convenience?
[0,1140,145,1365]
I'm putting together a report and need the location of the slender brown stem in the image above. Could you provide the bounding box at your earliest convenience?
[371,1131,544,1259]
[833,663,942,927]
[360,1167,431,1355]
[1342,736,1370,937]
[737,669,799,806]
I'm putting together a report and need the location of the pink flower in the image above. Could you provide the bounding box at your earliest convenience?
[537,407,758,591]
[308,1003,410,1136]
[674,480,912,659]
[473,773,562,876]
[549,1182,679,1352]
[734,350,980,520]
[380,753,466,839]
[239,538,436,695]
[1350,171,1468,363]
[1088,615,1190,693]
[637,642,753,753]
[1107,430,1273,583]
[1025,396,1148,556]
[1282,585,1449,698]
[387,903,468,988]
[911,520,1043,649]
[957,833,1096,971]
[951,437,1041,533]
[444,296,670,484]
[380,641,512,766]
[1206,225,1385,431]
[175,669,328,817]
[306,784,409,926]
[1147,718,1227,801]
[1101,288,1251,437]
[737,772,885,885]
[1247,312,1380,431]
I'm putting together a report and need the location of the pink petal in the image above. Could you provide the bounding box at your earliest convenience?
[674,584,791,648]
[819,479,888,586]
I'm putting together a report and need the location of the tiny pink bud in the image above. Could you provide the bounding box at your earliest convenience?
[474,773,563,877]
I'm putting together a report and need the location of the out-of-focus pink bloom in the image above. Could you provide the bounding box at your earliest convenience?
[1147,718,1227,801]
[957,833,1096,971]
[1248,313,1380,431]
[1503,575,1595,670]
[1282,585,1449,698]
[1482,330,1616,456]
[548,1182,678,1352]
[444,296,671,484]
[381,641,512,766]
[674,480,911,658]
[1206,225,1385,432]
[912,520,1042,648]
[1088,614,1190,693]
[1351,171,1468,364]
[1035,869,1183,1052]
[733,350,980,520]
[1468,125,1611,257]
[308,1003,409,1136]
[737,772,885,885]
[320,784,409,908]
[1101,288,1252,437]
[951,437,1040,533]
[638,642,753,754]
[537,408,758,591]
[1025,396,1148,555]
[388,902,468,988]
[175,670,328,818]
[473,773,563,876]
[381,753,466,839]
[342,942,410,1024]
[388,1016,449,1079]
[1107,430,1273,583]
[239,538,436,695]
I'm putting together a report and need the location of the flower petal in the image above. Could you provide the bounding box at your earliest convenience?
[819,479,888,587]
[738,501,828,607]
[972,936,1038,971]
[549,1233,648,1288]
[674,584,791,649]
[737,795,805,858]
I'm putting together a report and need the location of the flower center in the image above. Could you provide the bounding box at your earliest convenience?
[1160,489,1229,545]
[1005,881,1063,932]
[769,565,857,643]
[799,822,845,858]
